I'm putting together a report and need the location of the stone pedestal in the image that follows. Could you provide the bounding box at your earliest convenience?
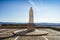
[27,23,35,31]
[13,29,48,36]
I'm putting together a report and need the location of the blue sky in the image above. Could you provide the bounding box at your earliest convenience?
[0,0,60,23]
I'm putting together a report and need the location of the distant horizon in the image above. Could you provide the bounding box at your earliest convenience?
[0,21,60,23]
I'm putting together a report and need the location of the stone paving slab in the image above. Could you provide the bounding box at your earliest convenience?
[46,36,60,40]
[0,33,13,38]
[17,36,45,40]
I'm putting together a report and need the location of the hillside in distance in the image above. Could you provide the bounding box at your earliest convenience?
[0,22,60,27]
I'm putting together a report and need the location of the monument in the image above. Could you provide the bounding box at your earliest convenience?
[13,7,48,35]
[27,7,35,31]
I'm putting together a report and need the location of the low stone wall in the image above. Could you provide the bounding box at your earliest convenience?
[50,27,60,31]
[0,24,60,31]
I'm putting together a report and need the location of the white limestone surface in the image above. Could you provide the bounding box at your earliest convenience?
[13,29,48,36]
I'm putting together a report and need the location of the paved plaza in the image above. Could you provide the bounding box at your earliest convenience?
[0,28,60,40]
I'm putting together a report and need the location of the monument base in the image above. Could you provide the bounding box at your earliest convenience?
[13,29,48,36]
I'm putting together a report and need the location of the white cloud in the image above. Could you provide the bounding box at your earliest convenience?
[29,0,40,12]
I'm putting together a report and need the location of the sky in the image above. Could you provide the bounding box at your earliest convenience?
[0,0,60,23]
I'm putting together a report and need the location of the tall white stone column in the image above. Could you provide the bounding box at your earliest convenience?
[27,7,35,31]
